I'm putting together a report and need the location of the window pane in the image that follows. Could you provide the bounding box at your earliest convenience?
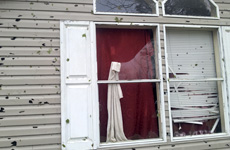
[99,83,160,142]
[170,81,222,137]
[96,0,156,14]
[97,28,157,80]
[164,0,217,17]
[167,29,217,79]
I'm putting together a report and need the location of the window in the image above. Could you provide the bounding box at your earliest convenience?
[164,25,229,140]
[94,0,159,16]
[60,22,165,149]
[162,0,219,18]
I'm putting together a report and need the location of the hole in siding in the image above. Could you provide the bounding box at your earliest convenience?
[209,145,211,147]
[0,118,3,119]
[0,46,2,48]
[186,20,190,22]
[0,23,3,25]
[5,96,8,99]
[44,101,49,104]
[0,107,5,112]
[11,37,16,40]
[33,126,38,128]
[19,111,25,113]
[12,58,15,60]
[11,141,17,146]
[42,43,46,46]
[1,58,5,61]
[15,19,21,22]
[29,100,33,104]
[50,16,54,18]
[18,15,22,17]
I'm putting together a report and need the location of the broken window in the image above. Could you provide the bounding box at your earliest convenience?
[163,0,218,18]
[96,26,163,143]
[166,28,227,138]
[95,0,158,15]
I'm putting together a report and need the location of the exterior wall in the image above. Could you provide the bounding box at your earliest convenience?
[0,0,230,149]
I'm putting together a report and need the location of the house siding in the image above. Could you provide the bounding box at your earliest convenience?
[0,0,230,149]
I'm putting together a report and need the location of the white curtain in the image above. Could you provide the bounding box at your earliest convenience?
[106,62,128,142]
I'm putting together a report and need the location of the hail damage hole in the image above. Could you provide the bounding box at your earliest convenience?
[0,23,3,25]
[11,37,16,40]
[44,102,49,104]
[33,126,38,128]
[0,46,2,48]
[5,96,8,99]
[8,138,11,139]
[0,107,5,112]
[15,19,21,22]
[29,100,33,103]
[74,4,78,7]
[0,118,3,119]
[172,145,175,147]
[11,141,17,146]
[1,58,5,61]
[42,43,46,46]
[19,111,25,113]
[12,58,15,60]
[132,148,136,150]
[18,15,22,17]
[50,16,54,18]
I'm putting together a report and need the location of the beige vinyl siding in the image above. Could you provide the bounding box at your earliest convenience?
[0,0,230,149]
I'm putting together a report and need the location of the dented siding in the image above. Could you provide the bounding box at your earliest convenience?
[0,0,230,149]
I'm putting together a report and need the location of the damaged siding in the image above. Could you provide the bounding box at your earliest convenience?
[0,0,230,149]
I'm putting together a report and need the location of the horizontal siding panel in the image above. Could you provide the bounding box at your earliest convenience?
[0,124,61,137]
[0,85,60,96]
[0,95,60,106]
[0,76,60,85]
[0,10,230,26]
[0,114,60,127]
[0,105,60,116]
[0,57,60,66]
[0,28,59,38]
[218,4,230,10]
[0,66,60,76]
[0,144,60,150]
[0,47,60,57]
[5,0,93,4]
[136,138,230,150]
[0,19,59,29]
[0,38,59,47]
[216,0,230,4]
[0,1,92,13]
[0,134,60,148]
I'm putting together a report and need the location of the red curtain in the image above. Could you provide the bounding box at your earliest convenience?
[96,28,159,142]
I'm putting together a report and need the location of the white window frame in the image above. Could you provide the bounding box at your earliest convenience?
[162,0,220,19]
[163,24,230,142]
[93,0,159,16]
[93,22,166,149]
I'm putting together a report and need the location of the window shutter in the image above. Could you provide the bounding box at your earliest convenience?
[222,27,230,132]
[60,21,96,150]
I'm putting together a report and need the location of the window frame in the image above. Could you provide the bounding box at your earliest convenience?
[93,0,159,17]
[91,22,166,149]
[162,0,220,19]
[163,24,230,142]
